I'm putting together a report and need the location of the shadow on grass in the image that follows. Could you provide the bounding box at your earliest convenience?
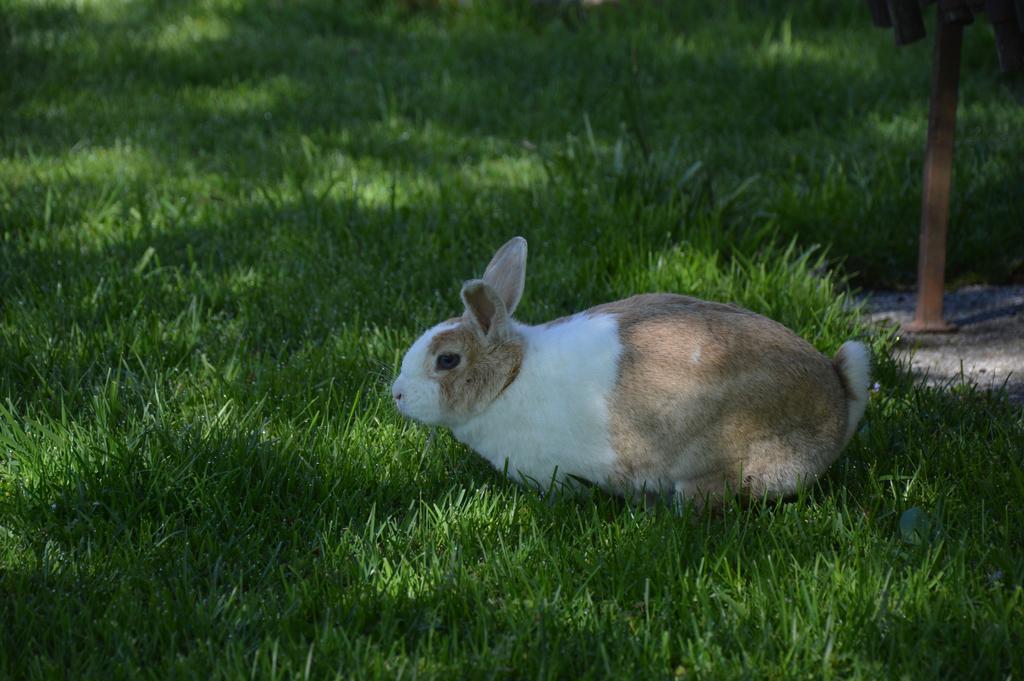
[4,0,1022,292]
[5,368,1021,677]
[0,0,996,161]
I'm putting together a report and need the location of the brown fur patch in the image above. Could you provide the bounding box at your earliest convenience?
[426,320,524,420]
[591,294,848,503]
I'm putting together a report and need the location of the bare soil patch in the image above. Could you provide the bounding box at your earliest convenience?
[865,286,1024,404]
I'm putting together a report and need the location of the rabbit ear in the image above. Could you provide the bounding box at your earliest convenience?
[482,236,527,316]
[461,279,509,341]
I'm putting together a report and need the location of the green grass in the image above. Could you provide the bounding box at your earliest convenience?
[1,0,1023,678]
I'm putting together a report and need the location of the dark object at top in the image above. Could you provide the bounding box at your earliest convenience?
[865,0,1024,70]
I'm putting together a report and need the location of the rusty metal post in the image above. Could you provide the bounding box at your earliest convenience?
[905,13,964,333]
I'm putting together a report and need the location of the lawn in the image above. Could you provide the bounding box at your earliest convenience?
[1,0,1023,678]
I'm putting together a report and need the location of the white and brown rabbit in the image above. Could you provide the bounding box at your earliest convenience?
[392,237,870,507]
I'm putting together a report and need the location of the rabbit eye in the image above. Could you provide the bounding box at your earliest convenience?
[436,353,461,371]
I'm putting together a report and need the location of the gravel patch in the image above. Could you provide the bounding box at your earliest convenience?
[864,286,1024,404]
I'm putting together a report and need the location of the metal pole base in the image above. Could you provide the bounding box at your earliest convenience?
[903,316,957,333]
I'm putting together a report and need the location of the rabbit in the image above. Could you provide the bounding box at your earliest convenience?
[391,236,871,507]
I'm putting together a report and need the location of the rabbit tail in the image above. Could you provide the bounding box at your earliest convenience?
[834,341,871,445]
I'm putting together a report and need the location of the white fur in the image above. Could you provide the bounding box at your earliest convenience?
[392,322,459,425]
[836,340,871,444]
[450,314,623,491]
